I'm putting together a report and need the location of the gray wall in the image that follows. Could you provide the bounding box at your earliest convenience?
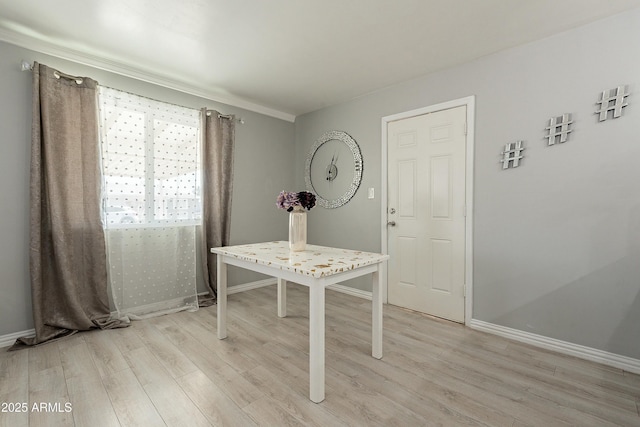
[295,9,640,359]
[3,9,639,360]
[0,41,295,336]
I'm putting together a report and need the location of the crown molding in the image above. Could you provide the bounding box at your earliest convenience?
[0,28,296,123]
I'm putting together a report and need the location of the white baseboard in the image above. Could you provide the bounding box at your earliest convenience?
[470,319,640,375]
[113,296,199,320]
[0,329,35,349]
[223,278,373,301]
[327,284,372,300]
[228,278,277,294]
[220,279,371,301]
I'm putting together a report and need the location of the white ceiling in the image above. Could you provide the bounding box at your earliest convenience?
[1,0,640,121]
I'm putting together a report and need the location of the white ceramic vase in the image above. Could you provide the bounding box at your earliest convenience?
[288,206,307,251]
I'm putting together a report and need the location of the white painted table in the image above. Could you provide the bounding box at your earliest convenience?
[210,241,389,403]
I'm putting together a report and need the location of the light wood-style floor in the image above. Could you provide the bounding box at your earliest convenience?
[1,285,639,427]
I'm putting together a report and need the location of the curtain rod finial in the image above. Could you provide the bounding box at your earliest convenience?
[20,60,33,71]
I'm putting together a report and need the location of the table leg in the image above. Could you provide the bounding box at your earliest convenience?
[277,278,287,318]
[309,285,325,403]
[372,269,383,359]
[217,256,227,339]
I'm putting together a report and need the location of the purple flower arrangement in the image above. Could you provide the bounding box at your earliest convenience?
[276,191,316,212]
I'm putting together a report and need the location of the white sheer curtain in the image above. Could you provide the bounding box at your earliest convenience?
[98,86,201,319]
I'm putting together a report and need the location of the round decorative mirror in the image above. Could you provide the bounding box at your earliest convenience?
[305,130,363,209]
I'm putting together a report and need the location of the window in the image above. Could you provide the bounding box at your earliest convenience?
[98,87,201,227]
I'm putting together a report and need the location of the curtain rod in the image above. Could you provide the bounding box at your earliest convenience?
[205,110,245,124]
[207,111,232,119]
[21,60,245,123]
[54,71,84,84]
[21,60,84,84]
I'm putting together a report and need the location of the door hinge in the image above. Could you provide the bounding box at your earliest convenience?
[463,286,466,297]
[463,122,467,135]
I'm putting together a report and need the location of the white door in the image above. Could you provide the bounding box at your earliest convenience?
[387,105,467,322]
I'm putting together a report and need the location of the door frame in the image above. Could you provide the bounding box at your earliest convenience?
[381,95,475,325]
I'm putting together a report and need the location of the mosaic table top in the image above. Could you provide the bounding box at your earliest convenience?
[211,241,389,278]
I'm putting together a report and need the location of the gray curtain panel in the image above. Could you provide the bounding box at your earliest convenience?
[199,110,235,306]
[14,63,126,348]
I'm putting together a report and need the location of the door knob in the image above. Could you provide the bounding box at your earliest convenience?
[387,221,396,226]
